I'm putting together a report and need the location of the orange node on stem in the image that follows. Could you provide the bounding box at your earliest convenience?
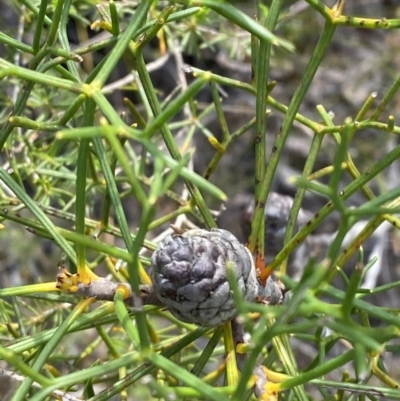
[56,267,81,293]
[258,266,273,287]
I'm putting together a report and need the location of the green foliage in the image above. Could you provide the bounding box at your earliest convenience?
[1,0,400,400]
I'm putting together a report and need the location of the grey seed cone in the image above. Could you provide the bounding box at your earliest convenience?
[246,192,313,257]
[151,228,259,327]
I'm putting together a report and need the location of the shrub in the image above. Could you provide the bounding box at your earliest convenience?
[1,0,400,400]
